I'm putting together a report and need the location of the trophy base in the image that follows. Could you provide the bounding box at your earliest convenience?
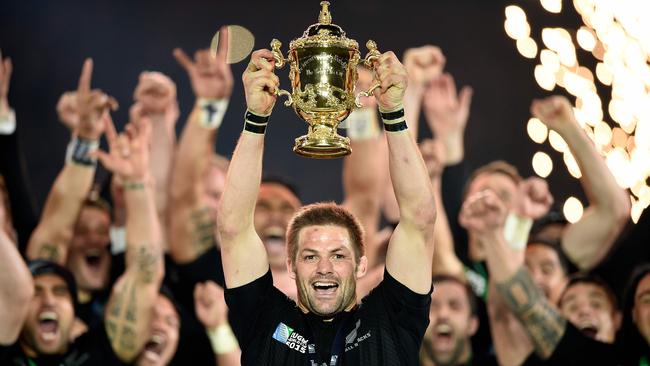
[293,134,351,159]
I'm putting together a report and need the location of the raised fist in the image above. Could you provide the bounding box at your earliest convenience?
[372,51,408,112]
[403,45,445,91]
[530,95,577,134]
[242,49,279,115]
[517,177,553,220]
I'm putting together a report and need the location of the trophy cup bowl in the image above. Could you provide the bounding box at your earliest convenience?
[271,1,381,159]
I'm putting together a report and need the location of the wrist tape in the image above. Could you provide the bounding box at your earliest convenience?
[503,212,533,251]
[243,110,269,134]
[0,108,16,135]
[379,106,408,132]
[65,136,99,166]
[207,324,239,354]
[197,98,229,129]
[343,108,380,140]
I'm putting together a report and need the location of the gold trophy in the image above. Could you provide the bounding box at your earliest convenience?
[271,1,381,158]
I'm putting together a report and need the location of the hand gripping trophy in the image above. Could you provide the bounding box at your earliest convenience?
[271,1,381,158]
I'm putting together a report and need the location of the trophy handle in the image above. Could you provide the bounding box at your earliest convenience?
[270,39,293,106]
[275,89,294,107]
[271,39,287,69]
[355,40,382,108]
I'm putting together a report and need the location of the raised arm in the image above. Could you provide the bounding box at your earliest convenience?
[342,66,384,269]
[531,96,630,269]
[382,46,444,222]
[97,118,165,361]
[420,139,465,278]
[27,59,117,263]
[376,52,436,294]
[132,70,179,250]
[0,229,33,345]
[460,189,566,360]
[170,30,233,264]
[217,49,278,289]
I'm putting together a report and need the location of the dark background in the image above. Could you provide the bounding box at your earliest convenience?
[0,0,647,239]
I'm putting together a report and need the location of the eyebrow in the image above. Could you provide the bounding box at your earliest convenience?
[301,247,348,254]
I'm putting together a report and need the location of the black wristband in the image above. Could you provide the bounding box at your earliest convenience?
[67,137,98,166]
[380,107,408,132]
[379,109,405,121]
[383,121,408,132]
[243,110,269,134]
[244,110,270,124]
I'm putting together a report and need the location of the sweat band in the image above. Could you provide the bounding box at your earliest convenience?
[207,324,239,354]
[0,108,16,135]
[379,106,408,132]
[65,136,99,166]
[503,212,533,251]
[243,110,269,134]
[197,98,229,129]
[342,108,380,140]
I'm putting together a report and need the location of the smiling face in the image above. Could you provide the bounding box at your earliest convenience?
[66,205,112,293]
[136,294,180,366]
[21,274,75,356]
[423,280,477,365]
[525,243,568,304]
[255,183,301,270]
[560,282,620,343]
[289,225,367,317]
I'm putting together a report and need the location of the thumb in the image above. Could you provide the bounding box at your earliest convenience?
[459,86,473,110]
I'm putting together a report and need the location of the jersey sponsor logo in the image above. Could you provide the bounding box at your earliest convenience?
[272,322,309,353]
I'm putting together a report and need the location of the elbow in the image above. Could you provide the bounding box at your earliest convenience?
[403,195,437,233]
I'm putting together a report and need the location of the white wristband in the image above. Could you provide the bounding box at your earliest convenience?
[197,98,229,129]
[342,108,380,140]
[0,108,16,135]
[207,324,239,354]
[503,212,533,250]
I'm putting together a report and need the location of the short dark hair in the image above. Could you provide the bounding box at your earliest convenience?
[462,160,522,199]
[28,260,79,312]
[431,274,478,316]
[286,202,364,264]
[530,210,568,238]
[559,273,619,312]
[262,174,301,202]
[526,237,571,276]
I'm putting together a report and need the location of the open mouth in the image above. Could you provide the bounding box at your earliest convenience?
[84,249,104,269]
[263,227,285,246]
[579,325,599,339]
[434,323,453,341]
[38,311,59,342]
[312,281,339,295]
[142,333,166,362]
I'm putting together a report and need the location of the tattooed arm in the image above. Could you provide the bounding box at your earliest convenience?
[460,189,566,360]
[98,118,164,361]
[169,33,233,265]
[27,59,116,264]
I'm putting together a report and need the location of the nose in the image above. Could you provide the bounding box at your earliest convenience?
[41,289,57,306]
[576,301,593,318]
[316,257,334,275]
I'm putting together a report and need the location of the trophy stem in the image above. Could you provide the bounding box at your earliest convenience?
[293,124,351,159]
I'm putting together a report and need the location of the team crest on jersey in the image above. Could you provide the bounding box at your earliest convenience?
[272,322,309,353]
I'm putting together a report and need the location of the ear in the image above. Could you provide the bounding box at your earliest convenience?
[356,255,368,279]
[614,310,623,331]
[286,258,296,280]
[468,315,479,336]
